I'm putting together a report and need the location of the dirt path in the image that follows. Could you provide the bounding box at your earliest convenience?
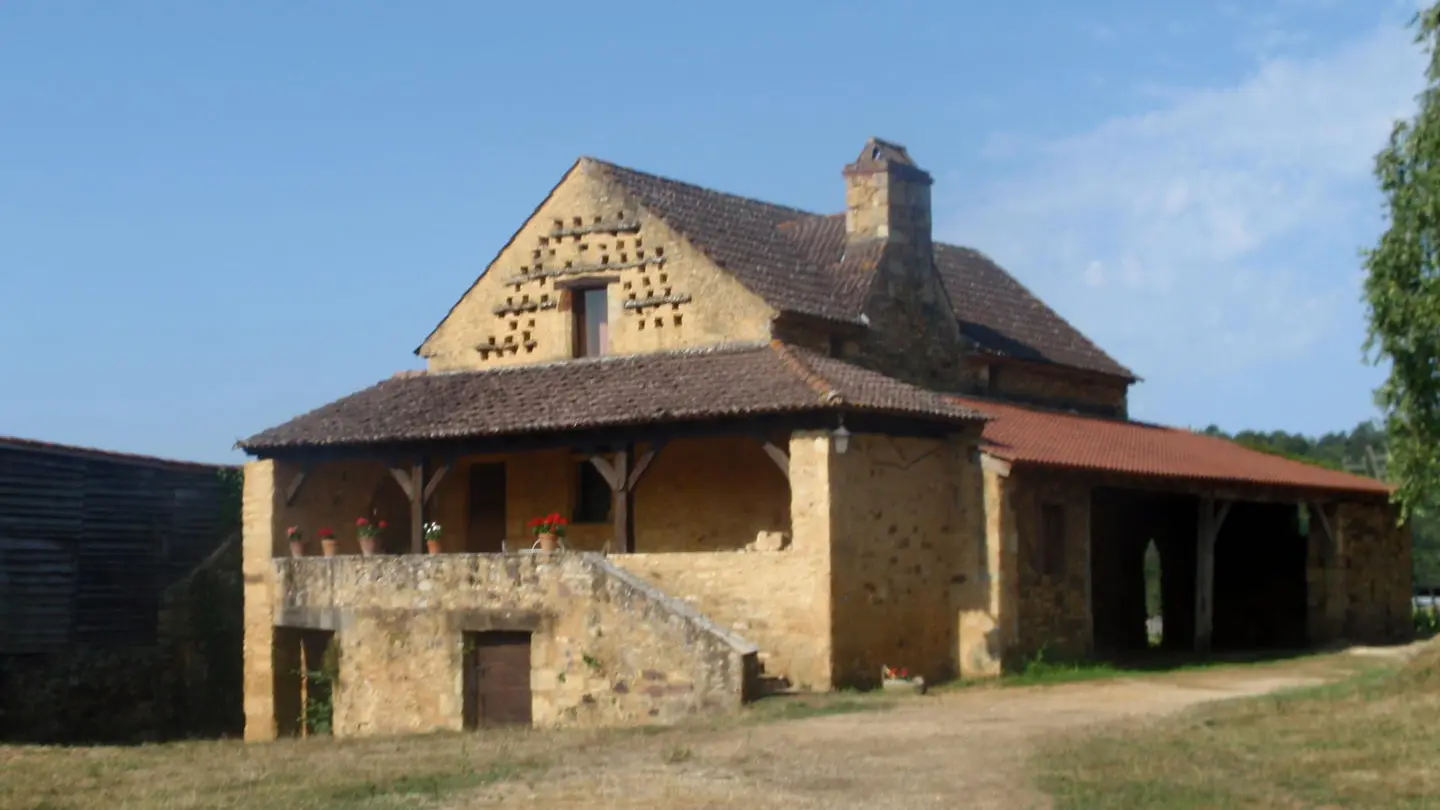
[460,656,1360,810]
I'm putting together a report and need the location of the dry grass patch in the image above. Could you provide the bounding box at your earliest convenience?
[0,691,894,810]
[1035,648,1440,809]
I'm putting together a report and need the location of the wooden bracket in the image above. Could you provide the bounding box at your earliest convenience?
[760,440,789,481]
[284,465,311,506]
[627,440,667,491]
[388,466,415,502]
[588,455,619,491]
[423,463,451,503]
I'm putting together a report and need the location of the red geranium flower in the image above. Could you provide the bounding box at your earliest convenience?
[377,520,388,530]
[318,527,335,539]
[356,517,369,527]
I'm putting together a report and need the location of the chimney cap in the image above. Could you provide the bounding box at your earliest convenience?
[844,137,932,184]
[857,137,916,166]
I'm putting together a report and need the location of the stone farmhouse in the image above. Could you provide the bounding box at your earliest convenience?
[238,139,1409,739]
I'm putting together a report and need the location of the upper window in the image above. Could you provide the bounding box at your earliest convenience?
[573,287,609,358]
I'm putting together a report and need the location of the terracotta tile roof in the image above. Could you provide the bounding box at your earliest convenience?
[595,161,859,324]
[958,397,1389,496]
[593,160,1133,380]
[239,343,986,453]
[936,246,1136,381]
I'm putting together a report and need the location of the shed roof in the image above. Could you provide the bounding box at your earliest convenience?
[958,396,1389,497]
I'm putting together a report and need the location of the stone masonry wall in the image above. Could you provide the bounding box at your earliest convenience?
[615,552,829,690]
[419,159,776,371]
[1009,469,1092,662]
[827,433,977,686]
[1337,500,1412,643]
[273,553,755,737]
[983,362,1128,417]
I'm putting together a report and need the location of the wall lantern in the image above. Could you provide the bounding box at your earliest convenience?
[831,417,851,455]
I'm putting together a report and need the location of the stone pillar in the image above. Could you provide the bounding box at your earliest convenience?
[786,430,835,691]
[242,460,281,741]
[1305,503,1346,645]
[957,453,1015,677]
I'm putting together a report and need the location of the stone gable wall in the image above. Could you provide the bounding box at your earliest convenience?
[420,161,775,371]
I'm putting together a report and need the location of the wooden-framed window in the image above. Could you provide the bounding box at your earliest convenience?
[1039,503,1066,577]
[572,286,609,358]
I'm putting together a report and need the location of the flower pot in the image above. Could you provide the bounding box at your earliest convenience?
[359,536,377,557]
[426,539,442,555]
[321,538,338,557]
[289,540,305,559]
[537,532,558,552]
[882,677,927,695]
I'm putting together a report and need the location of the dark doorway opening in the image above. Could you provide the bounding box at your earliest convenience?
[273,627,337,737]
[466,463,507,553]
[462,631,533,728]
[1091,488,1312,664]
[368,476,411,554]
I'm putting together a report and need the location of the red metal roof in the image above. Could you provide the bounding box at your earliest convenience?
[956,397,1390,497]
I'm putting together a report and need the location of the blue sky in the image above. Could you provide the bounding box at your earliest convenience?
[0,0,1426,463]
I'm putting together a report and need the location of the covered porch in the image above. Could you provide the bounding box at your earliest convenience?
[238,343,989,739]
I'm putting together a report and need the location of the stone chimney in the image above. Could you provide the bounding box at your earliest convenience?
[843,137,933,256]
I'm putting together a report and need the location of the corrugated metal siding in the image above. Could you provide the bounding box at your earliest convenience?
[0,444,229,653]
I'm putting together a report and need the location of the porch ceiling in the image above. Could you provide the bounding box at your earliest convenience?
[238,342,986,457]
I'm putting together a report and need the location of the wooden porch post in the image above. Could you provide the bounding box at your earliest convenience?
[612,447,632,554]
[589,441,666,554]
[388,460,451,553]
[409,460,425,554]
[1194,497,1232,654]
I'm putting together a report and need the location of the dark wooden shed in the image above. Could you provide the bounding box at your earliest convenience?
[0,437,235,653]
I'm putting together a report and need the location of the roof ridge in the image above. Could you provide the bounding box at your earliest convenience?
[935,243,1138,381]
[588,157,821,219]
[769,341,844,405]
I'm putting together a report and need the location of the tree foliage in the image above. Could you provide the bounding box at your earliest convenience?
[1364,4,1440,522]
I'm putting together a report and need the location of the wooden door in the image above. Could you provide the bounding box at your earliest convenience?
[466,463,506,553]
[462,631,532,728]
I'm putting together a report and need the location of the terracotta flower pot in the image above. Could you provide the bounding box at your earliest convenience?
[321,538,338,557]
[537,532,558,552]
[359,536,377,557]
[426,539,442,555]
[289,540,305,559]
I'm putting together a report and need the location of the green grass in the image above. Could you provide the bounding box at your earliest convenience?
[1034,649,1440,809]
